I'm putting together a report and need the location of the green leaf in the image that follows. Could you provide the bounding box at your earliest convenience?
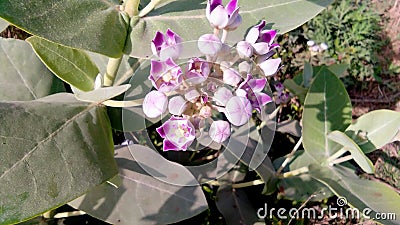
[0,93,118,225]
[70,145,208,225]
[0,38,65,101]
[0,18,8,31]
[309,164,400,225]
[346,110,400,154]
[327,130,374,173]
[74,84,131,103]
[125,0,334,58]
[216,185,258,225]
[280,175,333,201]
[0,0,128,57]
[302,66,352,162]
[278,150,333,201]
[27,36,100,92]
[283,79,308,104]
[326,64,349,78]
[303,62,313,88]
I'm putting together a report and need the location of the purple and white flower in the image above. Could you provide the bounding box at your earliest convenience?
[206,0,242,30]
[156,116,196,151]
[143,90,168,118]
[151,29,182,60]
[209,120,231,143]
[185,57,210,84]
[225,96,252,126]
[149,58,183,93]
[237,74,272,113]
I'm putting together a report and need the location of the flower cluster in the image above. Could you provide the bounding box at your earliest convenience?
[273,82,290,105]
[142,0,281,151]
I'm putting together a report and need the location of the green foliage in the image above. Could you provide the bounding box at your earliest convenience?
[0,94,118,225]
[304,0,384,83]
[277,0,385,87]
[276,66,400,225]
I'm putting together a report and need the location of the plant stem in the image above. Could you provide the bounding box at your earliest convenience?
[329,155,353,166]
[139,0,162,17]
[326,148,347,163]
[276,136,303,175]
[221,29,228,43]
[206,179,264,188]
[280,166,309,178]
[124,0,140,17]
[103,57,123,86]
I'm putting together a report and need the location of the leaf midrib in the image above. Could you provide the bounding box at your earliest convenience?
[0,101,99,181]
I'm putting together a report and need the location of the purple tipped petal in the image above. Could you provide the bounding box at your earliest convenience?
[226,13,242,30]
[143,90,168,118]
[226,0,238,15]
[245,27,260,44]
[259,58,281,76]
[225,96,252,126]
[223,68,242,86]
[163,139,180,151]
[209,5,229,29]
[248,77,267,92]
[254,92,272,110]
[260,30,277,45]
[214,86,233,106]
[198,34,222,55]
[209,120,231,143]
[168,95,188,115]
[208,0,222,13]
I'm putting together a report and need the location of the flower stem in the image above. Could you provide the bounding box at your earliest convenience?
[221,29,228,43]
[276,136,303,175]
[103,57,123,87]
[124,0,140,17]
[138,0,162,17]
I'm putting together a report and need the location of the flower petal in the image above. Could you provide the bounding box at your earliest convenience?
[225,0,238,15]
[259,58,281,76]
[214,86,233,106]
[252,42,270,55]
[209,5,229,29]
[225,96,252,126]
[143,90,168,118]
[223,68,242,86]
[236,41,253,58]
[209,120,231,143]
[168,95,188,115]
[198,34,222,55]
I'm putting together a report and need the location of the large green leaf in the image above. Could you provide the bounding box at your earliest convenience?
[327,130,374,173]
[0,93,118,224]
[0,18,8,31]
[216,185,258,225]
[302,66,352,162]
[346,110,400,154]
[278,150,333,201]
[309,164,400,225]
[0,0,128,57]
[0,38,64,101]
[27,36,100,92]
[69,145,208,225]
[125,0,334,57]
